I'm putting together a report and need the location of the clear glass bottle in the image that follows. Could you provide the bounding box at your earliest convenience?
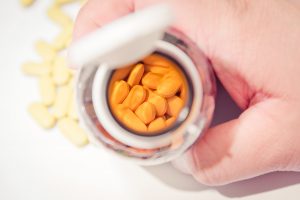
[71,5,216,165]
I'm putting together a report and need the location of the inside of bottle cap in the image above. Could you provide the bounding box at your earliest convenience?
[68,4,174,69]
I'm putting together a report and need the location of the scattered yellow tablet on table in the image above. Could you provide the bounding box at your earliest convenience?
[21,0,89,147]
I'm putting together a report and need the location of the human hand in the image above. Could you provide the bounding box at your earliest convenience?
[73,0,300,185]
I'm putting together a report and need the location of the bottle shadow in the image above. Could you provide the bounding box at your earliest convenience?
[143,163,300,197]
[216,171,300,197]
[144,162,208,191]
[143,80,300,197]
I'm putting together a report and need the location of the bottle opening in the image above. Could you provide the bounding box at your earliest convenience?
[107,53,191,136]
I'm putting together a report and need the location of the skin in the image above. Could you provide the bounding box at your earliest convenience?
[72,0,300,185]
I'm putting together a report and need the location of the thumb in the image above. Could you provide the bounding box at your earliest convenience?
[69,0,133,68]
[173,99,292,186]
[72,0,134,41]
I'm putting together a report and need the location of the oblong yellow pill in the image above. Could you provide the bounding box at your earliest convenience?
[35,40,56,61]
[39,75,56,106]
[28,103,56,129]
[53,56,70,85]
[146,89,167,116]
[127,63,144,87]
[123,85,146,111]
[111,80,129,104]
[68,94,79,120]
[21,61,52,76]
[53,85,72,118]
[135,102,156,125]
[58,118,89,147]
[148,117,166,132]
[20,0,35,6]
[141,72,162,89]
[166,96,184,117]
[68,76,75,88]
[54,0,76,5]
[47,5,73,27]
[52,24,73,51]
[121,109,147,132]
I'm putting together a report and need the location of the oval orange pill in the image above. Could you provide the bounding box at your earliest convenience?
[112,66,132,81]
[179,84,187,101]
[146,89,167,116]
[144,65,170,75]
[135,102,156,125]
[143,54,177,68]
[166,117,176,127]
[114,104,128,119]
[127,63,144,87]
[166,96,184,117]
[156,78,182,98]
[141,72,162,89]
[148,117,166,132]
[162,70,181,81]
[122,108,147,132]
[110,80,129,104]
[123,85,146,111]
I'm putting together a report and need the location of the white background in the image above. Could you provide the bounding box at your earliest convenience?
[0,1,299,199]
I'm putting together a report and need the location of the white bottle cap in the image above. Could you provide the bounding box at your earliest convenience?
[68,4,174,68]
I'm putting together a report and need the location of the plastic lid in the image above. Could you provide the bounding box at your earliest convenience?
[68,4,174,68]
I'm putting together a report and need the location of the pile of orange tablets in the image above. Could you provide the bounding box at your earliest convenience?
[108,54,188,135]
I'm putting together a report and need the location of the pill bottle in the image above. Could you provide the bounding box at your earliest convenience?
[69,4,216,165]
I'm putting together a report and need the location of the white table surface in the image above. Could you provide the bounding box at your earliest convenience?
[0,1,299,199]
